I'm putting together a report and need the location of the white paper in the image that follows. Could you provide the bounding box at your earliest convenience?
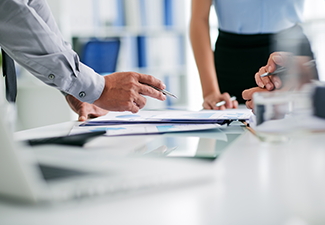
[70,123,222,136]
[81,109,253,125]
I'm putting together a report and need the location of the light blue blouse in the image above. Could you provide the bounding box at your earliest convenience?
[212,0,305,34]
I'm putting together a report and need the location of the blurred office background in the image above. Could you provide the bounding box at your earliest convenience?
[4,0,325,131]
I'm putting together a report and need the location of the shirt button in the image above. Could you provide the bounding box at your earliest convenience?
[79,91,86,98]
[48,74,55,79]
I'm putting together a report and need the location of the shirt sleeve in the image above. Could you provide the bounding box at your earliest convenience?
[0,0,105,103]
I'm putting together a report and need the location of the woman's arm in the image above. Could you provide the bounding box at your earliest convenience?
[190,0,237,109]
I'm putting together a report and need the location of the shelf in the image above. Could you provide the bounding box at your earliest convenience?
[51,0,189,109]
[71,26,187,38]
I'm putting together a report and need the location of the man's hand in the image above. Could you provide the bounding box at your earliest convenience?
[243,52,316,111]
[243,52,290,110]
[254,52,291,91]
[66,95,108,121]
[254,52,315,91]
[94,72,166,113]
[242,87,269,110]
[203,92,238,110]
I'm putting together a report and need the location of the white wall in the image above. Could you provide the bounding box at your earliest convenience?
[303,0,325,81]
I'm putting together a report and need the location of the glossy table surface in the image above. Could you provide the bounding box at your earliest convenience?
[1,121,325,225]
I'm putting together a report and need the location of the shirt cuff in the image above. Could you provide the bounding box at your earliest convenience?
[66,63,105,104]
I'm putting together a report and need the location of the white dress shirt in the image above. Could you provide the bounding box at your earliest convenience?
[0,0,105,103]
[213,0,305,34]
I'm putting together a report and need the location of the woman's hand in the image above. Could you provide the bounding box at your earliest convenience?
[203,92,238,110]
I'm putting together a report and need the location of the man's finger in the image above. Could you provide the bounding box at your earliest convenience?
[245,100,254,110]
[258,66,275,91]
[134,95,147,110]
[138,73,166,90]
[270,75,282,89]
[128,102,140,114]
[78,108,88,121]
[242,89,254,101]
[242,87,266,101]
[255,72,265,88]
[269,52,292,67]
[139,84,166,101]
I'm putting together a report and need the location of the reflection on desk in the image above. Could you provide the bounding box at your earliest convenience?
[135,125,246,159]
[5,119,325,225]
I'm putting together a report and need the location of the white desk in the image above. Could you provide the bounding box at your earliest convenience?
[2,122,325,225]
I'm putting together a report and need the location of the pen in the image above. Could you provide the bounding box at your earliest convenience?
[144,83,178,99]
[260,66,287,77]
[216,96,236,107]
[260,59,316,78]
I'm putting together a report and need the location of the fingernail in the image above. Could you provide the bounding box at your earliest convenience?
[268,66,272,73]
[258,82,265,88]
[274,81,280,88]
[272,55,283,64]
[266,83,272,90]
[162,83,166,89]
[79,116,86,121]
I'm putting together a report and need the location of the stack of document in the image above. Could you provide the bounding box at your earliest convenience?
[70,109,252,137]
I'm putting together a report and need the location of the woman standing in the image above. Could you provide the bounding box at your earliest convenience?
[190,0,314,109]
